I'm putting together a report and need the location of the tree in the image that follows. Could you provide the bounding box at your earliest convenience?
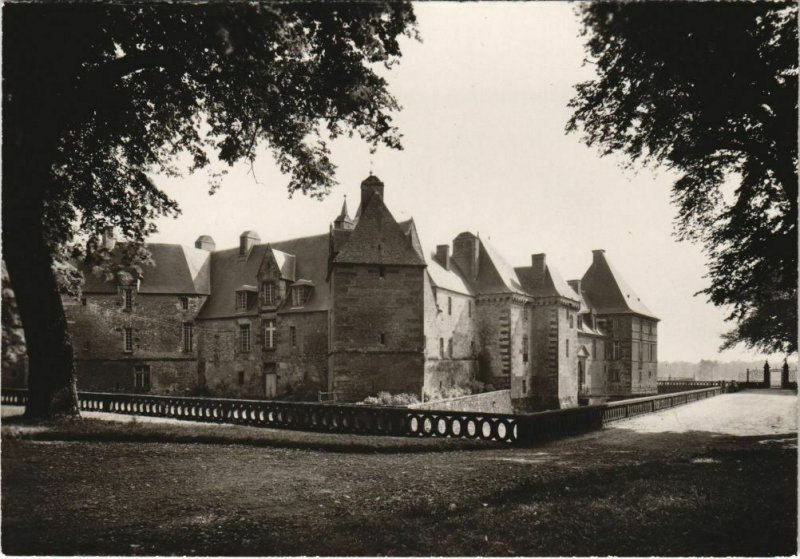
[3,3,416,418]
[567,2,797,355]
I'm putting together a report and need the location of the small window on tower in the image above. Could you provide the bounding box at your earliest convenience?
[180,296,189,310]
[380,333,386,345]
[447,297,452,315]
[238,370,245,385]
[123,288,133,311]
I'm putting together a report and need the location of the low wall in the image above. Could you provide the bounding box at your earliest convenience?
[1,385,722,445]
[409,389,512,414]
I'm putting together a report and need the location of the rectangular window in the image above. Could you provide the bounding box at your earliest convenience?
[263,281,276,306]
[290,326,297,347]
[577,315,583,330]
[292,287,304,307]
[522,379,527,394]
[379,265,386,278]
[448,338,453,358]
[380,332,386,345]
[238,370,245,385]
[123,327,133,352]
[522,335,529,363]
[123,288,133,311]
[264,320,275,349]
[468,301,472,318]
[133,365,150,391]
[180,296,189,310]
[239,324,251,352]
[439,338,444,358]
[568,312,573,329]
[183,323,193,352]
[81,297,87,306]
[236,291,248,311]
[523,307,528,322]
[613,341,621,361]
[448,296,452,315]
[566,338,570,357]
[638,341,643,362]
[470,340,475,355]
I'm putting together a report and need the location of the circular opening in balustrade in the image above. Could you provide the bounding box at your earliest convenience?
[422,416,434,434]
[480,420,493,440]
[496,421,508,440]
[450,418,462,436]
[409,416,419,434]
[259,410,265,422]
[465,419,478,438]
[436,418,447,436]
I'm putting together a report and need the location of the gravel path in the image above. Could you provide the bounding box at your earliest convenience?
[612,388,797,436]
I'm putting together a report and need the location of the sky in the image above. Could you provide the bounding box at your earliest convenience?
[149,2,788,364]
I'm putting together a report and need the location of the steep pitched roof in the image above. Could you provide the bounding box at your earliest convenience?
[82,243,211,295]
[473,238,527,295]
[195,232,331,319]
[515,264,579,301]
[334,194,425,266]
[425,249,474,296]
[581,250,658,319]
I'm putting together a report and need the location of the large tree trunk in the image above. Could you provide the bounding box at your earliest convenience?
[3,207,80,419]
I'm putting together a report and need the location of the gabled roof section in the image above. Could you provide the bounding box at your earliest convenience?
[81,243,211,295]
[334,194,425,266]
[515,264,579,301]
[425,248,474,296]
[474,238,526,295]
[581,250,658,319]
[270,233,330,314]
[270,248,296,282]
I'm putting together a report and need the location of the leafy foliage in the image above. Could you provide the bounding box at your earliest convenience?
[568,2,798,354]
[362,392,420,407]
[5,2,416,252]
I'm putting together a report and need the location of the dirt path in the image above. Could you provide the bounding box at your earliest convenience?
[2,390,796,556]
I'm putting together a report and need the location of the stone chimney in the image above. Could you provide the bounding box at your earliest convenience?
[195,235,216,251]
[452,232,479,281]
[592,249,606,264]
[102,227,116,251]
[239,230,260,257]
[530,253,546,287]
[435,245,450,270]
[360,174,385,210]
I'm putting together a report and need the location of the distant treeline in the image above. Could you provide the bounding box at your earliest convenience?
[658,359,798,381]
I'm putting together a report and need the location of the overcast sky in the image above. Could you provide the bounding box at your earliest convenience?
[149,2,786,364]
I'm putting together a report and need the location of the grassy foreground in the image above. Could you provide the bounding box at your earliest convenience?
[1,408,796,556]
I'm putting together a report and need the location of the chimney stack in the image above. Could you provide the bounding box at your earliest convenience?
[452,232,480,281]
[592,249,606,264]
[530,253,546,287]
[435,245,450,270]
[195,235,216,251]
[239,230,260,257]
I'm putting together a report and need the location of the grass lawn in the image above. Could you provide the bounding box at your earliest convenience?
[1,394,797,556]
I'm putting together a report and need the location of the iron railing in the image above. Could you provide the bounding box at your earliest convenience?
[2,385,722,445]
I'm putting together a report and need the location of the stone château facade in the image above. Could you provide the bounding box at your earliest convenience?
[58,175,659,411]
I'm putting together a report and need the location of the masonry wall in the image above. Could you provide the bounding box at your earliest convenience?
[524,302,558,411]
[273,311,328,398]
[578,331,607,403]
[422,274,477,398]
[475,297,514,389]
[329,264,425,400]
[64,293,205,394]
[558,305,579,409]
[630,316,658,395]
[197,317,263,398]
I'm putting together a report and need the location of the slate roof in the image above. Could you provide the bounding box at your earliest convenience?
[471,238,527,295]
[425,249,473,296]
[581,250,658,319]
[195,232,331,319]
[334,194,425,266]
[81,243,211,295]
[515,264,579,301]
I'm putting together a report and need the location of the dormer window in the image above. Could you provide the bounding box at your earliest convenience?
[263,281,276,306]
[289,280,313,307]
[236,291,248,312]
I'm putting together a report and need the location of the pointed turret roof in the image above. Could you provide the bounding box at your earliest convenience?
[335,196,352,225]
[333,193,425,266]
[581,249,658,319]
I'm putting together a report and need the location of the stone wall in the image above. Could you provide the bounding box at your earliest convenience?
[410,389,512,414]
[329,264,425,400]
[274,311,328,398]
[196,317,263,398]
[64,292,205,394]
